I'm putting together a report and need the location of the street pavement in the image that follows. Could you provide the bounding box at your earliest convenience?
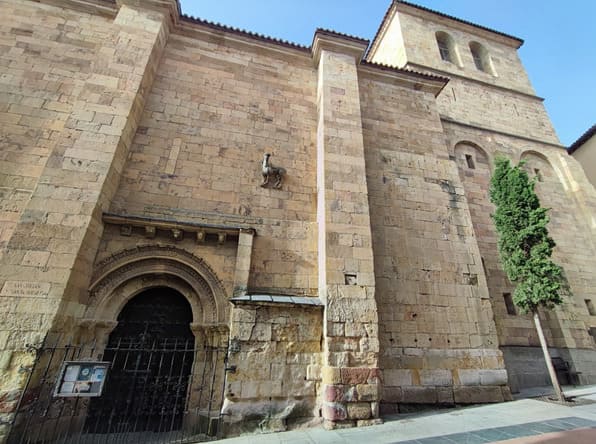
[215,385,596,443]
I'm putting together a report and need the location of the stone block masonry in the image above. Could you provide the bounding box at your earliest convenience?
[0,0,175,439]
[313,30,382,429]
[1,0,595,441]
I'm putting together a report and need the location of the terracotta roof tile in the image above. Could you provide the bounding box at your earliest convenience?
[180,14,310,52]
[313,28,370,44]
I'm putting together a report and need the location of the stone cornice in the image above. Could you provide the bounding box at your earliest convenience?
[406,62,543,102]
[230,294,323,308]
[311,29,369,68]
[116,0,179,21]
[102,212,256,243]
[440,117,565,150]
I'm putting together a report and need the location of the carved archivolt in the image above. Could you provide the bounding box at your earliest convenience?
[86,245,228,325]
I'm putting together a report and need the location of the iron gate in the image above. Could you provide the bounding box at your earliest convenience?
[8,336,229,444]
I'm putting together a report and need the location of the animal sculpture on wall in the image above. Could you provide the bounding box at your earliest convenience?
[261,153,286,189]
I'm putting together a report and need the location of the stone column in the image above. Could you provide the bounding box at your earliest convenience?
[312,30,381,429]
[0,2,178,440]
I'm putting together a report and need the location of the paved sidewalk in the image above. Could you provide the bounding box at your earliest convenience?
[216,386,596,443]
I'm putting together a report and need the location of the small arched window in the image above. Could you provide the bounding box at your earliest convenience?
[469,41,495,75]
[436,31,454,63]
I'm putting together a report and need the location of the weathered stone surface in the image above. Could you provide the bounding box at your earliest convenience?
[479,369,508,386]
[341,368,371,385]
[402,387,439,404]
[453,386,505,404]
[357,418,383,427]
[323,419,355,430]
[384,369,413,387]
[457,369,481,386]
[347,403,371,420]
[437,388,455,404]
[322,402,347,421]
[322,367,342,385]
[2,0,596,440]
[356,384,379,402]
[420,369,453,387]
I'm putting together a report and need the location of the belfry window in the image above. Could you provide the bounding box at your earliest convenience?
[437,33,451,62]
[469,41,495,75]
[471,48,483,70]
[436,31,459,65]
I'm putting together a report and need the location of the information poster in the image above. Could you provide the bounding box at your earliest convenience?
[54,361,110,397]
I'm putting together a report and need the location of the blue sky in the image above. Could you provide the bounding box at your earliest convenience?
[179,1,595,146]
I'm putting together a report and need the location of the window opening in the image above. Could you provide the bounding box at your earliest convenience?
[465,154,475,169]
[503,293,516,315]
[585,299,595,316]
[589,327,596,342]
[469,41,496,75]
[438,40,450,61]
[436,32,453,63]
[534,168,543,182]
[481,257,488,276]
[472,50,483,70]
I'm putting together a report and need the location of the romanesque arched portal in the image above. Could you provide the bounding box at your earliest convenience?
[8,246,230,443]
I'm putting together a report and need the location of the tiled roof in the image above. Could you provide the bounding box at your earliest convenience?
[398,1,523,44]
[180,14,310,52]
[176,3,454,86]
[568,123,596,154]
[369,0,524,58]
[313,28,370,44]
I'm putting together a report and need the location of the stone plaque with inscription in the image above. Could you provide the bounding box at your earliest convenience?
[0,281,50,298]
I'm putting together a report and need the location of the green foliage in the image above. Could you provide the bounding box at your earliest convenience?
[489,157,567,313]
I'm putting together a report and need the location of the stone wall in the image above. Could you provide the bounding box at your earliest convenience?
[436,78,559,144]
[370,0,596,391]
[359,72,510,410]
[1,1,596,441]
[370,3,559,145]
[110,31,319,297]
[0,1,173,439]
[443,120,596,385]
[502,346,596,393]
[372,3,535,94]
[93,223,238,297]
[313,32,383,429]
[224,303,323,434]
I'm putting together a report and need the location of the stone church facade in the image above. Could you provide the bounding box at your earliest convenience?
[0,0,595,440]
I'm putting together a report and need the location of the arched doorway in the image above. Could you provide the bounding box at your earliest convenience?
[86,287,195,434]
[8,248,231,443]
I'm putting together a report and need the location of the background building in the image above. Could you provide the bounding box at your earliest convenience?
[569,124,596,188]
[0,0,595,441]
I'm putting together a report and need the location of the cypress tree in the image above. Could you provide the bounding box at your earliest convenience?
[489,156,568,401]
